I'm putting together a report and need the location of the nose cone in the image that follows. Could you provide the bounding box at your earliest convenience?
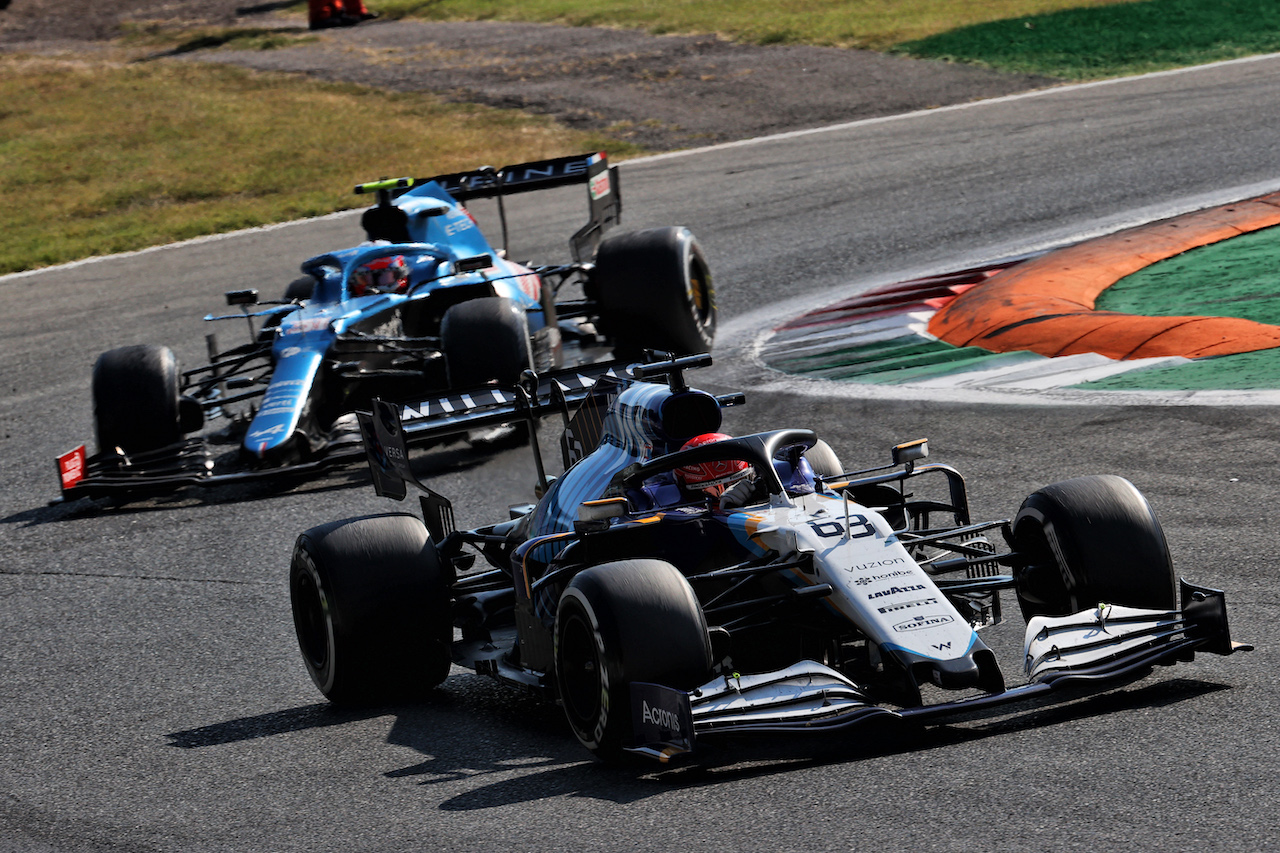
[242,349,324,463]
[926,655,982,690]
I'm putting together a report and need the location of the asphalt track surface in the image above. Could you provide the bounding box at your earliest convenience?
[4,55,1280,852]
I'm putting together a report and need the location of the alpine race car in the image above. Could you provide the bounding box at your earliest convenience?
[288,353,1250,763]
[55,152,716,501]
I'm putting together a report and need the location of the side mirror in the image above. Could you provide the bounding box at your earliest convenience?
[225,289,259,306]
[575,497,627,533]
[892,438,928,469]
[455,255,494,273]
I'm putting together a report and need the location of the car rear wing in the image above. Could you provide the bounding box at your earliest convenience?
[359,152,623,262]
[357,352,731,541]
[358,359,641,539]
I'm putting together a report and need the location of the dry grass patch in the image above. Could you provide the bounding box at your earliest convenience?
[0,54,632,274]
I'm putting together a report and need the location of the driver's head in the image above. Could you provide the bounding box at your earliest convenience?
[352,254,409,296]
[674,433,750,498]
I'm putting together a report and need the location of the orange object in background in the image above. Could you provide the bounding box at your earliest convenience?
[928,194,1280,359]
[308,0,374,29]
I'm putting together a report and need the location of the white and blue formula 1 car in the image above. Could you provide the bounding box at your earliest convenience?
[288,353,1250,763]
[55,153,715,502]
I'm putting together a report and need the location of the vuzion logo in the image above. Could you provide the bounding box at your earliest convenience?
[846,557,906,573]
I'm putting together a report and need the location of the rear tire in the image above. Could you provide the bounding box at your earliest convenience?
[92,344,181,455]
[442,296,532,388]
[1012,474,1176,619]
[290,513,452,705]
[555,560,711,762]
[591,226,715,357]
[283,275,315,302]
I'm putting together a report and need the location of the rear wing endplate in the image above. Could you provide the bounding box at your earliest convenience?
[421,152,622,262]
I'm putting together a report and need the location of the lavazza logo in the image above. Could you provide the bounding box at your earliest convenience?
[641,700,683,736]
[866,583,925,600]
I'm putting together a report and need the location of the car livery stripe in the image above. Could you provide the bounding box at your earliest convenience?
[724,512,775,558]
[882,632,979,663]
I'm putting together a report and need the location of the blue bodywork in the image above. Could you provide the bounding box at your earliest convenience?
[61,151,733,502]
[193,155,616,467]
[242,195,547,461]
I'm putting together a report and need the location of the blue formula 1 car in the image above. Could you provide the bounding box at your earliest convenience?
[55,152,716,501]
[287,353,1250,763]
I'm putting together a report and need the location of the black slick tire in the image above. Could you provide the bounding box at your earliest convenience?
[590,226,715,357]
[290,513,452,705]
[554,559,711,762]
[92,344,182,455]
[441,296,533,388]
[1012,474,1177,619]
[283,275,315,302]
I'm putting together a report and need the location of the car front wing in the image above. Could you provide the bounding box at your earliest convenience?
[53,359,636,503]
[624,580,1250,762]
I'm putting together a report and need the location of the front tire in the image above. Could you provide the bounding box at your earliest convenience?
[1012,474,1176,619]
[554,560,711,762]
[290,513,452,705]
[441,296,533,388]
[92,344,181,455]
[590,226,715,357]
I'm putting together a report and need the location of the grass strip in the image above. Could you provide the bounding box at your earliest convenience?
[370,0,1134,51]
[895,0,1280,79]
[0,55,631,274]
[7,0,1280,273]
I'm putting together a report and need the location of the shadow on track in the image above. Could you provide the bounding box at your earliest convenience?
[164,675,1231,810]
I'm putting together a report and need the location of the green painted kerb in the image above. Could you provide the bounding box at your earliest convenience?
[1079,224,1280,391]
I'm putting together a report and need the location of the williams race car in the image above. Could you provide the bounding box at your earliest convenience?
[288,353,1249,762]
[55,152,716,501]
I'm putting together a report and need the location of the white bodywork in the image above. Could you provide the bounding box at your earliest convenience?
[734,492,980,666]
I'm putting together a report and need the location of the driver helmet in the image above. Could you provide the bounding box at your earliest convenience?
[674,433,750,498]
[352,254,409,296]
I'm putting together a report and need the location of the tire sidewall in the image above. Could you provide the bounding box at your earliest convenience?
[553,560,710,758]
[290,537,340,696]
[592,226,716,356]
[555,588,615,751]
[1013,475,1176,618]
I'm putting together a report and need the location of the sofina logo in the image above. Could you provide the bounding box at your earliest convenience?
[893,614,955,632]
